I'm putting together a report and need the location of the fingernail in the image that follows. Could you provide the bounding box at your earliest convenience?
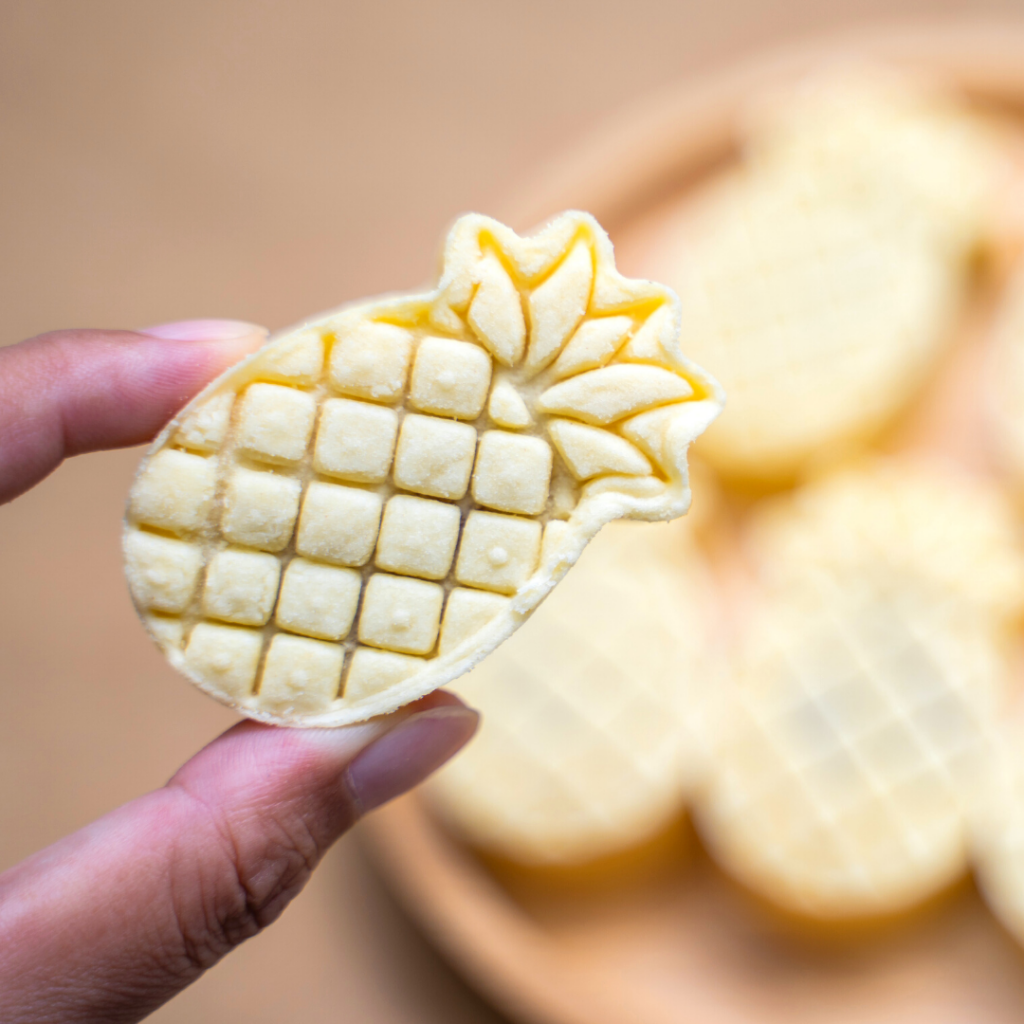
[343,707,479,815]
[140,319,266,342]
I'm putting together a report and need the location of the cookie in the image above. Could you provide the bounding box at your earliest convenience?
[123,211,722,726]
[644,71,1009,482]
[424,516,717,864]
[970,713,1024,947]
[694,460,1023,918]
[748,459,1024,625]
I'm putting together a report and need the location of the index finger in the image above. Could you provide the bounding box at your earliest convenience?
[0,322,266,504]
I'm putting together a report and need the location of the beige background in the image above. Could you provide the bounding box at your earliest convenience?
[1,2,1022,1021]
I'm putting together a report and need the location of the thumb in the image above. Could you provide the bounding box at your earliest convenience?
[0,691,477,1024]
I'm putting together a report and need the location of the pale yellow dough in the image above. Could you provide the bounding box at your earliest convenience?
[124,212,722,726]
[642,70,1011,482]
[970,714,1024,948]
[424,516,718,865]
[695,459,1024,919]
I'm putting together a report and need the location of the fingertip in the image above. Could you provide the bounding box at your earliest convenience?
[0,323,268,503]
[138,320,268,380]
[139,319,268,343]
[403,689,473,714]
[182,689,474,788]
[212,695,479,819]
[342,704,479,816]
[219,690,474,772]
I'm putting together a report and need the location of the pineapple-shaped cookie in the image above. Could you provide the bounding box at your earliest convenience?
[638,70,1013,484]
[123,212,722,726]
[694,459,1024,919]
[424,515,719,865]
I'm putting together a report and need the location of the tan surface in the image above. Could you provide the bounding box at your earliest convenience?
[2,3,1024,1023]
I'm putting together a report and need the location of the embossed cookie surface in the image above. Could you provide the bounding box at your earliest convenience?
[699,580,1005,920]
[644,71,1010,483]
[694,460,1024,919]
[424,517,717,865]
[970,718,1024,948]
[123,212,722,726]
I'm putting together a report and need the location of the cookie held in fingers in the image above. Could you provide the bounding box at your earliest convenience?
[123,212,722,726]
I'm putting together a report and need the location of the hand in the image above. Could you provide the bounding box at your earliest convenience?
[0,323,478,1024]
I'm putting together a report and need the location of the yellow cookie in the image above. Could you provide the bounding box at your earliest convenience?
[745,68,1012,255]
[424,516,718,865]
[645,70,1009,483]
[749,458,1024,625]
[123,212,722,726]
[970,712,1024,947]
[694,459,1023,919]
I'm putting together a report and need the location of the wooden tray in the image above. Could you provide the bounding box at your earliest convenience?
[360,23,1024,1024]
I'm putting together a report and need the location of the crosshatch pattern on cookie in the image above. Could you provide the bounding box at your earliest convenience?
[696,580,1003,919]
[124,211,721,725]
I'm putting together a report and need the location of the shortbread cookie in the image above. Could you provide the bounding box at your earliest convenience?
[694,460,1024,919]
[970,714,1024,947]
[744,69,1012,256]
[748,459,1024,625]
[643,71,1009,482]
[697,578,1006,919]
[424,516,717,865]
[124,212,722,726]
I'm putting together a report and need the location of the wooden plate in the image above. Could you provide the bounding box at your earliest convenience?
[360,22,1024,1024]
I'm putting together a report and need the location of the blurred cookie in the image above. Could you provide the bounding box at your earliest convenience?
[748,458,1024,624]
[744,68,1014,255]
[970,711,1024,947]
[424,516,719,866]
[644,70,1011,483]
[694,459,1023,919]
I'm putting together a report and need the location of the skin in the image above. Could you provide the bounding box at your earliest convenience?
[0,322,480,1023]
